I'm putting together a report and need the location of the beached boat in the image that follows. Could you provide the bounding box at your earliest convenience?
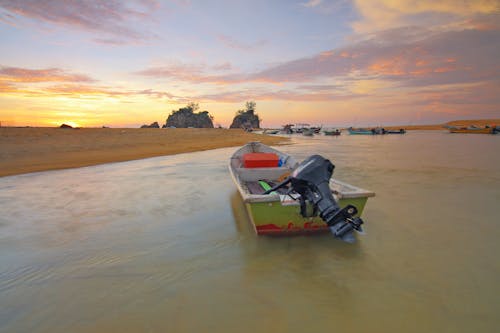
[229,142,375,241]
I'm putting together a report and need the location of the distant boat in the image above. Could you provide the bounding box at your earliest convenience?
[311,126,322,134]
[348,127,389,135]
[348,127,376,135]
[280,124,323,135]
[302,128,314,136]
[281,124,295,134]
[385,129,406,134]
[324,129,341,136]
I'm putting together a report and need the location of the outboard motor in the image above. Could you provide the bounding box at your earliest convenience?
[264,155,364,242]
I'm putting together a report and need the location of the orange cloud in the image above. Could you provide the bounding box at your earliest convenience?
[136,63,242,85]
[352,0,499,33]
[0,81,22,94]
[43,84,130,97]
[0,66,95,83]
[195,88,364,103]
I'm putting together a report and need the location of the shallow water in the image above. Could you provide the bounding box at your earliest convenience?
[1,131,499,332]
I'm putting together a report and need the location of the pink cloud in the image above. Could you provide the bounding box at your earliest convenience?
[0,0,158,42]
[195,88,365,103]
[138,24,499,87]
[43,84,130,97]
[0,66,96,83]
[251,25,500,86]
[0,67,180,101]
[135,63,244,85]
[136,23,499,89]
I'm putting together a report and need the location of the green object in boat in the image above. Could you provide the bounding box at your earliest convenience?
[259,180,277,195]
[258,180,272,191]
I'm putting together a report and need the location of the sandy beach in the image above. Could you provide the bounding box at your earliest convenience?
[2,118,498,177]
[0,127,289,177]
[382,119,500,131]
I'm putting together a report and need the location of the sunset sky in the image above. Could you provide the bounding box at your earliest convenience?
[0,0,499,128]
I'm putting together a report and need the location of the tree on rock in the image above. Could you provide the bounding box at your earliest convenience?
[165,103,214,128]
[229,101,260,129]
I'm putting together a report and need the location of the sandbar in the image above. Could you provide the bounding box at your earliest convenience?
[0,128,289,177]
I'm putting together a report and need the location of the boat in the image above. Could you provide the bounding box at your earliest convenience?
[385,129,406,134]
[348,127,387,135]
[311,126,322,134]
[229,142,375,241]
[264,129,280,135]
[281,124,295,134]
[324,129,341,136]
[302,128,314,136]
[348,127,376,135]
[449,125,493,134]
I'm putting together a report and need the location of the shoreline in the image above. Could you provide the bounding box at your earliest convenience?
[2,118,498,177]
[0,128,289,177]
[345,119,500,131]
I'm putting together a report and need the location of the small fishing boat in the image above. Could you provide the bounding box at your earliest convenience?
[385,129,406,134]
[324,129,341,136]
[348,127,375,135]
[229,142,375,242]
[264,129,280,135]
[348,127,387,135]
[302,128,314,136]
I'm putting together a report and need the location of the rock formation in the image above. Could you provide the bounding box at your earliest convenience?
[141,122,160,128]
[230,102,260,129]
[165,104,214,128]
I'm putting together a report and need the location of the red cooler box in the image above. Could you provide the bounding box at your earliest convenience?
[243,153,279,168]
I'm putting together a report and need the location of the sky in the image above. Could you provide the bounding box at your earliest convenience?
[0,0,499,128]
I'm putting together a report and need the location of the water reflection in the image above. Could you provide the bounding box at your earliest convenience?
[0,132,499,332]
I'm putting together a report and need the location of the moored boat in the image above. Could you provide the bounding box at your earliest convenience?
[385,129,406,134]
[324,129,341,136]
[348,127,376,135]
[302,128,314,136]
[229,142,375,241]
[264,129,280,134]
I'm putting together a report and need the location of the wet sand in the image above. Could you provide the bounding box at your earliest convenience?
[0,127,289,177]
